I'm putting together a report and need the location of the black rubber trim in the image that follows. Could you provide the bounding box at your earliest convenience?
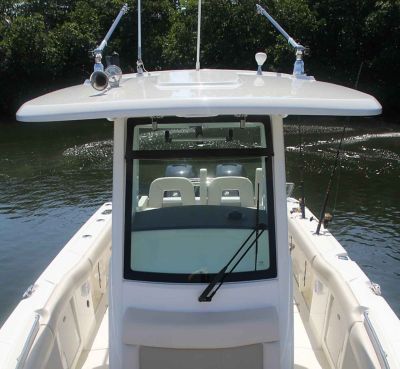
[126,148,272,160]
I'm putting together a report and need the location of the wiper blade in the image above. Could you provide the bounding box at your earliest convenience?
[198,224,266,302]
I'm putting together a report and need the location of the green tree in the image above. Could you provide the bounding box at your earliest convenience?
[163,0,318,72]
[0,0,399,118]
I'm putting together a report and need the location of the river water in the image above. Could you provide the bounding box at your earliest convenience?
[0,118,399,324]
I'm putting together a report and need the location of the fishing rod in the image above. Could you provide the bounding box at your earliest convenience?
[315,61,364,235]
[316,126,346,235]
[298,123,306,219]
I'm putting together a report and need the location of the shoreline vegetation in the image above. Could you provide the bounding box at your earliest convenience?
[1,0,399,121]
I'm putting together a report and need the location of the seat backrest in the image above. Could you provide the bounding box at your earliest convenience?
[208,177,254,207]
[199,168,208,205]
[254,168,264,207]
[148,177,196,208]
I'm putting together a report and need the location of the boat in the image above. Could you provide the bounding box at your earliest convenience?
[1,2,399,369]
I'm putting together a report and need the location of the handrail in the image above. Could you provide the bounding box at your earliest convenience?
[15,314,40,369]
[364,311,391,369]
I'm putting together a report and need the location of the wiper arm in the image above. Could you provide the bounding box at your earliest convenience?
[198,224,266,302]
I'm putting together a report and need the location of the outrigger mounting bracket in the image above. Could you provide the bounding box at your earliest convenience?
[256,4,309,77]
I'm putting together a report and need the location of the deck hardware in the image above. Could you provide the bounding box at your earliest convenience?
[337,255,349,261]
[102,209,112,215]
[22,284,35,299]
[105,65,123,88]
[82,234,92,238]
[255,52,267,75]
[370,282,382,296]
[98,262,102,289]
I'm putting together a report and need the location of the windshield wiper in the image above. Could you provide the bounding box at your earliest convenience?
[198,223,266,302]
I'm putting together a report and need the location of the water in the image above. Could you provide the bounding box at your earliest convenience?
[0,118,399,325]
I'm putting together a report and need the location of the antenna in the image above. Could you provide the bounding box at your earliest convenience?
[196,0,202,71]
[137,0,144,75]
[256,4,308,77]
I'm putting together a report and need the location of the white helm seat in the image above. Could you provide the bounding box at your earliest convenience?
[208,177,254,207]
[148,177,196,208]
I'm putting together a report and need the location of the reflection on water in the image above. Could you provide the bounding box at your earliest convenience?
[0,118,399,324]
[0,120,113,324]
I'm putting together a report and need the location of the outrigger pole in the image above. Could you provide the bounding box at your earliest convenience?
[256,4,307,76]
[92,3,128,72]
[90,4,128,90]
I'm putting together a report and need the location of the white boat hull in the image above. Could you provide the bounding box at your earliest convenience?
[1,200,399,369]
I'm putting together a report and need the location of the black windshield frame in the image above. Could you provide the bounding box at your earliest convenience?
[123,115,277,283]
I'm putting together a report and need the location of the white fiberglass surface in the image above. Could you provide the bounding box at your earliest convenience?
[131,228,269,274]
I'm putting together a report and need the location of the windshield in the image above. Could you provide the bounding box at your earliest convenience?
[123,116,277,283]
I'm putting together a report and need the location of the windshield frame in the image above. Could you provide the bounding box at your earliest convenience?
[123,115,277,283]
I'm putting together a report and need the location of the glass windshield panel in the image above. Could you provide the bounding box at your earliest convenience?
[135,122,266,151]
[132,229,269,274]
[125,117,276,282]
[134,156,266,212]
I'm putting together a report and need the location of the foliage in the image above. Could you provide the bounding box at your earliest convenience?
[0,0,399,118]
